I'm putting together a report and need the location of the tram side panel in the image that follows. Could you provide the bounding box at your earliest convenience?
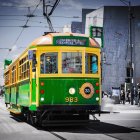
[5,87,11,104]
[10,86,17,104]
[17,81,30,107]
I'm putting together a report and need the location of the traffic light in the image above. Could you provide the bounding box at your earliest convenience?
[89,26,103,48]
[125,78,131,83]
[121,84,125,90]
[4,59,12,69]
[126,67,133,77]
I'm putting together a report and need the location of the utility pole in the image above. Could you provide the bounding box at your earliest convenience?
[119,0,134,105]
[128,1,134,105]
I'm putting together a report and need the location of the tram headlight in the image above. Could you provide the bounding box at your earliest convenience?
[96,97,99,101]
[41,97,44,101]
[69,88,76,95]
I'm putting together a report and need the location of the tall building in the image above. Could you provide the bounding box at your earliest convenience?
[63,24,71,33]
[63,21,82,34]
[63,9,95,34]
[82,9,95,34]
[85,6,140,93]
[71,21,82,33]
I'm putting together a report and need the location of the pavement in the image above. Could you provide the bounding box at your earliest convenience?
[101,96,140,113]
[1,96,140,140]
[0,96,6,110]
[0,96,140,113]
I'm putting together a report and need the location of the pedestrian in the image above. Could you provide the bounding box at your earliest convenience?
[134,87,138,105]
[127,89,131,104]
[122,90,125,104]
[120,91,122,103]
[102,91,104,98]
[120,90,125,104]
[137,88,140,106]
[0,89,4,97]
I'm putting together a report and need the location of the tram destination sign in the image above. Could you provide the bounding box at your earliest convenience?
[53,36,89,46]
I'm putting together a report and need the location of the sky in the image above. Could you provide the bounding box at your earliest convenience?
[0,0,140,85]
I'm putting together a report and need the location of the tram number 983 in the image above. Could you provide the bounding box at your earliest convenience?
[65,97,78,103]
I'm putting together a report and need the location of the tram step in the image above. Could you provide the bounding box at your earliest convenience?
[8,108,21,115]
[42,119,100,126]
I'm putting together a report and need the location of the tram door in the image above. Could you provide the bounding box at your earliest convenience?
[28,50,37,105]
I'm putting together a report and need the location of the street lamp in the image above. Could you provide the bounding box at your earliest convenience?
[119,0,134,105]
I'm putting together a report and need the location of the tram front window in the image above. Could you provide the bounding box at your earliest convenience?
[40,52,58,74]
[85,53,98,74]
[62,52,82,73]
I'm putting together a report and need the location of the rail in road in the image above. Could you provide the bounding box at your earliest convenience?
[0,107,140,140]
[1,96,140,140]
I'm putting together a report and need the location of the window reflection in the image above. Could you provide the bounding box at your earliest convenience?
[62,52,82,73]
[85,53,98,74]
[40,53,58,74]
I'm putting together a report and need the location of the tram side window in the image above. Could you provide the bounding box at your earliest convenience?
[19,57,30,80]
[40,53,58,74]
[62,52,82,73]
[85,53,98,74]
[12,66,16,83]
[5,71,10,85]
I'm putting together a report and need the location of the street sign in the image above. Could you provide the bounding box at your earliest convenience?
[90,26,103,38]
[4,59,12,69]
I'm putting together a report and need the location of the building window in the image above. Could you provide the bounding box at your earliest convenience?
[93,16,97,26]
[40,52,58,74]
[85,53,98,74]
[62,52,82,73]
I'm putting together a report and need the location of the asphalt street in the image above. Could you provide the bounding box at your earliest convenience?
[0,97,140,140]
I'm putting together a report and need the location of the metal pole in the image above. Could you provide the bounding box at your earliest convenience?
[128,1,134,105]
[119,0,134,105]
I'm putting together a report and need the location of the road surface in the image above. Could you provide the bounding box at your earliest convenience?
[0,97,140,140]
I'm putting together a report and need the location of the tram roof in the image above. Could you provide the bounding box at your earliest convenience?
[4,33,100,73]
[29,32,100,48]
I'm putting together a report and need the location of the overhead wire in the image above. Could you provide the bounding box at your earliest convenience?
[0,2,41,8]
[5,27,24,58]
[1,14,139,20]
[0,25,128,30]
[5,0,42,58]
[119,0,129,6]
[0,14,81,18]
[0,18,46,24]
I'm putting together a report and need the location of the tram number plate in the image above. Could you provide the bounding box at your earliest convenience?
[65,97,78,103]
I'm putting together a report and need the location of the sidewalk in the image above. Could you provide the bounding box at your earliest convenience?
[0,96,6,110]
[101,96,140,113]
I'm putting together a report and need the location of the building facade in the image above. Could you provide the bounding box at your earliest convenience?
[82,9,95,34]
[71,21,82,33]
[63,24,71,33]
[85,6,140,93]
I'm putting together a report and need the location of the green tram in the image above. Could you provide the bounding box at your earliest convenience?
[4,33,101,126]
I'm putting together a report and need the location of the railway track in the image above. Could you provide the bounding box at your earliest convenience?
[0,105,139,140]
[85,126,122,140]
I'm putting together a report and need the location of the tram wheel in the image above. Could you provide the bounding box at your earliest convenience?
[26,111,40,126]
